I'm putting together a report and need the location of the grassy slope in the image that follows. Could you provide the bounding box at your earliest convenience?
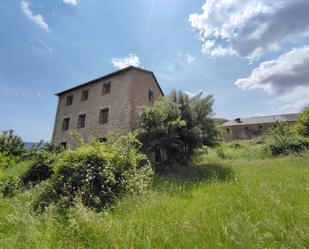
[0,145,309,249]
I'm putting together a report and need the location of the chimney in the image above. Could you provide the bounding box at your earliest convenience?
[235,118,241,123]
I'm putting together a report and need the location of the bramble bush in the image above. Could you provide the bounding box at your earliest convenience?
[33,133,153,212]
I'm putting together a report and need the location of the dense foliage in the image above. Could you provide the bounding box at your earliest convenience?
[294,107,309,137]
[34,133,152,211]
[0,130,25,158]
[266,122,309,155]
[139,90,220,167]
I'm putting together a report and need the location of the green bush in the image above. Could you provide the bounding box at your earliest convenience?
[0,176,21,197]
[0,130,25,158]
[294,107,309,137]
[33,133,153,212]
[0,152,17,169]
[266,122,309,155]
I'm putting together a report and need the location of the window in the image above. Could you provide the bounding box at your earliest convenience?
[66,95,73,105]
[61,142,67,149]
[99,108,109,124]
[148,90,154,103]
[81,89,89,101]
[77,114,86,128]
[244,127,249,132]
[102,82,111,95]
[226,128,230,134]
[62,118,70,131]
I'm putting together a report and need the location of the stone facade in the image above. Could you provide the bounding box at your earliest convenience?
[51,66,163,147]
[222,114,298,142]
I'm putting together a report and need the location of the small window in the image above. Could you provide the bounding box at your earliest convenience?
[66,95,73,105]
[259,125,263,130]
[244,127,249,132]
[77,114,86,128]
[62,118,70,131]
[81,89,89,101]
[148,90,154,103]
[102,82,111,95]
[226,128,230,134]
[99,108,109,124]
[61,142,67,149]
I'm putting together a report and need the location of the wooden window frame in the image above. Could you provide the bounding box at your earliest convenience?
[62,118,70,131]
[66,95,73,106]
[102,82,111,95]
[81,89,89,102]
[99,108,109,124]
[77,114,86,128]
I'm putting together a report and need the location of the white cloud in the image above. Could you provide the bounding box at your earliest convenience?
[21,1,49,31]
[235,46,309,112]
[189,0,309,59]
[186,54,195,63]
[235,46,309,93]
[111,54,141,69]
[62,0,78,6]
[270,87,309,113]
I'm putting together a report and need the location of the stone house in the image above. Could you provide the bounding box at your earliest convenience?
[51,66,164,147]
[222,113,298,141]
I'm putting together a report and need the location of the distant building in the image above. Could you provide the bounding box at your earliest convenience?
[222,113,298,141]
[51,66,164,148]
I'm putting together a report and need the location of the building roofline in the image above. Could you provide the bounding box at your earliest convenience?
[222,113,299,127]
[55,66,164,96]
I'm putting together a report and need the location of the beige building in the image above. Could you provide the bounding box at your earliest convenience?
[222,113,298,141]
[51,66,164,147]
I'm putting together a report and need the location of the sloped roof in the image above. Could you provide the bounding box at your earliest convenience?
[222,113,298,127]
[55,66,164,96]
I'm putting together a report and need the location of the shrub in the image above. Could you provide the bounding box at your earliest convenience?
[266,122,309,155]
[0,176,21,197]
[294,107,309,137]
[0,152,17,169]
[33,133,153,212]
[0,130,25,157]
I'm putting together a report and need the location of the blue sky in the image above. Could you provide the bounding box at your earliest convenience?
[1,0,309,142]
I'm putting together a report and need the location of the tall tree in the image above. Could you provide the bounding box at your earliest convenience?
[138,90,220,166]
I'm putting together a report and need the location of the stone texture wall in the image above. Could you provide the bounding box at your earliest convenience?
[51,68,163,146]
[223,121,296,141]
[129,69,163,130]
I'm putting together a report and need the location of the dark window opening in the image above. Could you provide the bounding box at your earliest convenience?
[148,90,154,103]
[226,128,230,134]
[102,82,111,95]
[99,108,109,124]
[155,149,161,163]
[98,137,107,143]
[81,89,89,101]
[77,114,86,128]
[61,142,67,149]
[66,95,73,105]
[62,118,70,131]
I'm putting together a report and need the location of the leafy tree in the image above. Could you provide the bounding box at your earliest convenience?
[0,130,25,157]
[139,90,220,166]
[294,107,309,137]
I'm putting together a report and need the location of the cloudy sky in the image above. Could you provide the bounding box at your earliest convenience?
[1,0,309,141]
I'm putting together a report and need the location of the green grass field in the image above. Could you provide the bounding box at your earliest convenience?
[1,143,309,249]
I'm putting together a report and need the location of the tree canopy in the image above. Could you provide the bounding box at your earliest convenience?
[138,90,220,166]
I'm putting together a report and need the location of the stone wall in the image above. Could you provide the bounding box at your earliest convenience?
[51,68,163,146]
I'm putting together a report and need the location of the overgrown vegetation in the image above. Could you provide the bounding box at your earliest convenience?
[33,134,152,211]
[139,90,220,168]
[0,100,309,248]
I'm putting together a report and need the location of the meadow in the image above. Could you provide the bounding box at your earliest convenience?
[1,141,309,249]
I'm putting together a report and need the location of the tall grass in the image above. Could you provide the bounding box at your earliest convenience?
[0,147,309,248]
